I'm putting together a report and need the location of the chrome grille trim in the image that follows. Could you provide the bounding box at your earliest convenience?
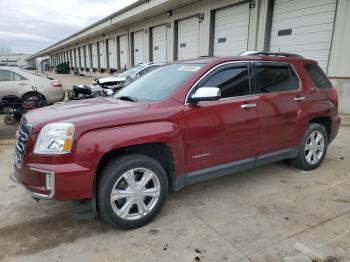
[14,119,32,169]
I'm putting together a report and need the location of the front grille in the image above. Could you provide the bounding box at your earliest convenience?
[14,119,32,169]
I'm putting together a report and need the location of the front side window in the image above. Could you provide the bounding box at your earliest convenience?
[303,64,332,89]
[196,63,250,99]
[13,73,26,81]
[255,63,299,93]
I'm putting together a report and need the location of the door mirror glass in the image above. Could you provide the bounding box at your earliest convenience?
[190,87,221,103]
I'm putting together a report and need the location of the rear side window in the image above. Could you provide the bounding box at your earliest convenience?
[303,64,332,88]
[255,63,299,93]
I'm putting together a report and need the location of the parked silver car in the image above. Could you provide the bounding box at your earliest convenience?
[0,66,65,104]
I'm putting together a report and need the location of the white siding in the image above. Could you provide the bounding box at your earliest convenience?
[270,0,337,72]
[177,16,200,60]
[107,38,117,69]
[92,43,98,69]
[119,35,128,69]
[152,24,167,62]
[214,3,250,56]
[133,30,144,65]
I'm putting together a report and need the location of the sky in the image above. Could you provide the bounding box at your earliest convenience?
[0,0,137,54]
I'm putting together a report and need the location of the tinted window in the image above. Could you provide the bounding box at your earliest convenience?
[116,63,203,102]
[255,63,299,93]
[199,64,250,98]
[303,64,332,88]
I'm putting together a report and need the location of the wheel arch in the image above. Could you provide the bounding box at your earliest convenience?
[309,116,332,140]
[21,91,47,103]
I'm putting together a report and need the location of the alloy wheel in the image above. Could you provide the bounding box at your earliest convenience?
[304,131,325,165]
[110,168,161,221]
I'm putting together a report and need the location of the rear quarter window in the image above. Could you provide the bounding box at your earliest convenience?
[303,64,332,89]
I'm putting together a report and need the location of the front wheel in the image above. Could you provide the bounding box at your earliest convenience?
[291,123,328,171]
[97,154,168,228]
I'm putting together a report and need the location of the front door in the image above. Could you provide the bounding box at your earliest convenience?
[184,62,259,172]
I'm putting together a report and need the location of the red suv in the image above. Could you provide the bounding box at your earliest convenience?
[12,52,340,228]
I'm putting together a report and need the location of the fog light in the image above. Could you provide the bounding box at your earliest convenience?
[45,173,53,191]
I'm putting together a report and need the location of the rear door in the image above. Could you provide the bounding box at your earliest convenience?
[0,70,28,99]
[252,62,303,156]
[184,62,259,172]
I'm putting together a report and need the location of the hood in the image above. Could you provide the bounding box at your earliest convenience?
[96,76,126,84]
[25,97,150,134]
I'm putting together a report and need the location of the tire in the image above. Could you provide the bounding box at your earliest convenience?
[22,92,47,109]
[97,154,168,229]
[291,123,328,171]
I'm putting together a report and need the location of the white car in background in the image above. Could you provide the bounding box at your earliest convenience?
[0,66,65,105]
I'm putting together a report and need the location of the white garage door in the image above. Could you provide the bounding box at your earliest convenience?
[107,38,117,69]
[86,45,91,69]
[98,41,107,69]
[119,35,128,69]
[152,24,167,63]
[133,31,144,65]
[177,16,200,60]
[214,3,250,56]
[270,0,337,72]
[79,47,83,68]
[91,43,98,69]
[74,48,79,68]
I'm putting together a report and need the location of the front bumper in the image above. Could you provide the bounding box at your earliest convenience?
[12,162,97,200]
[11,167,55,200]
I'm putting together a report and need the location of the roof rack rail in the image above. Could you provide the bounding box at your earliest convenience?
[240,51,303,58]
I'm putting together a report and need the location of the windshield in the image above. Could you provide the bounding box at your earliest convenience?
[118,64,146,78]
[115,63,203,102]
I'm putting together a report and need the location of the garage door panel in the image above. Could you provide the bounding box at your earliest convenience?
[270,0,336,72]
[152,25,167,63]
[177,16,199,60]
[213,3,249,56]
[107,38,117,69]
[92,43,98,69]
[133,31,144,65]
[273,5,336,21]
[119,35,128,69]
[275,0,335,14]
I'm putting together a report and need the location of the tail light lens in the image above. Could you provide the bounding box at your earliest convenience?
[51,81,62,88]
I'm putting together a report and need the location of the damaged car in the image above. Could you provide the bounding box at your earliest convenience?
[70,62,163,99]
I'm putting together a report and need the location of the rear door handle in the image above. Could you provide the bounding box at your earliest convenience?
[294,96,306,102]
[241,103,256,109]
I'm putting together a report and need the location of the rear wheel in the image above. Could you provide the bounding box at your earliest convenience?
[291,123,328,171]
[97,154,168,228]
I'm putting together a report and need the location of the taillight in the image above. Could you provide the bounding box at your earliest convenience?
[51,81,62,88]
[330,87,338,111]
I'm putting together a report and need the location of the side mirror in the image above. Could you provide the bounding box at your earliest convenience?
[189,87,221,103]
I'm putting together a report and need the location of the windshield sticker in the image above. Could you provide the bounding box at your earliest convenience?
[178,66,201,72]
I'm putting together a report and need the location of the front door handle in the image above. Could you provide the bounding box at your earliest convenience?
[241,103,256,109]
[294,96,306,102]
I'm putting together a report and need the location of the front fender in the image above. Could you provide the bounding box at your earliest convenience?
[74,121,185,176]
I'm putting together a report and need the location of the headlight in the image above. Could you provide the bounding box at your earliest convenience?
[33,123,75,154]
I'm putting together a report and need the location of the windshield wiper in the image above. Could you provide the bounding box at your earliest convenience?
[117,96,138,102]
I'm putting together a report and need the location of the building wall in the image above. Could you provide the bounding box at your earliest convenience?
[0,54,31,66]
[31,0,350,113]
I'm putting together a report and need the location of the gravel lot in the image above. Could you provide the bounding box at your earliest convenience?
[0,73,349,262]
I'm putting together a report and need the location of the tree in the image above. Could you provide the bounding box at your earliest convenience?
[0,47,13,55]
